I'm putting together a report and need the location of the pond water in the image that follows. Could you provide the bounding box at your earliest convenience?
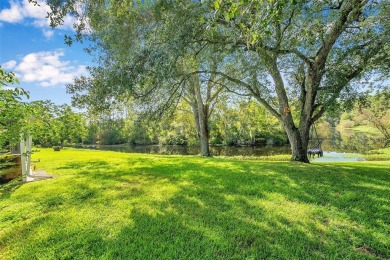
[318,127,384,154]
[310,152,365,162]
[78,128,384,160]
[81,144,292,157]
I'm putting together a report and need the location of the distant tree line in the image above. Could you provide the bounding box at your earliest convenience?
[1,68,288,149]
[1,64,388,152]
[81,97,288,147]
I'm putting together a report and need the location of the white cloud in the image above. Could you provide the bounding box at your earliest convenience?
[0,1,24,23]
[0,0,79,37]
[1,60,17,70]
[6,50,88,87]
[43,29,55,39]
[0,0,47,24]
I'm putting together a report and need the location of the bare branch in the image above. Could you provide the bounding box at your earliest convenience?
[196,70,282,120]
[278,49,312,65]
[312,67,363,122]
[224,86,252,97]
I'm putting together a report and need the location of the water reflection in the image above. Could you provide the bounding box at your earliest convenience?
[311,152,365,162]
[320,127,384,154]
[77,128,384,157]
[81,144,292,157]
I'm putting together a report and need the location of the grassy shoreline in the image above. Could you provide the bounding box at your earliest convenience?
[1,148,389,259]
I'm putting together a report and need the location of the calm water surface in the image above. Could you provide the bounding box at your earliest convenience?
[82,144,292,157]
[79,128,384,160]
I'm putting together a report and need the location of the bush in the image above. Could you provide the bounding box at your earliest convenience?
[53,146,61,151]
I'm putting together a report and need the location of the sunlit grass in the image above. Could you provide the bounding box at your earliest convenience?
[364,147,390,161]
[0,148,389,259]
[217,154,291,161]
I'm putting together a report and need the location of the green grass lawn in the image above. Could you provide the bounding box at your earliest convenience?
[364,147,390,161]
[1,148,389,259]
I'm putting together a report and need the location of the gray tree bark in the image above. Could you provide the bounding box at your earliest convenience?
[193,85,210,156]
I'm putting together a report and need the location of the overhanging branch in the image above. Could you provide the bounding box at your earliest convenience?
[312,67,363,122]
[195,70,282,121]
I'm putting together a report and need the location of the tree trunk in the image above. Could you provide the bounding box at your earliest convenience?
[285,125,310,163]
[264,53,319,163]
[199,123,210,156]
[190,88,211,157]
[194,86,210,157]
[190,105,210,156]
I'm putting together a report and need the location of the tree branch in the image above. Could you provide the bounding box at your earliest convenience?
[278,49,312,65]
[196,70,282,121]
[315,0,366,66]
[312,67,363,122]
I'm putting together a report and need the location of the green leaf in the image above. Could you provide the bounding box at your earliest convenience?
[214,1,220,10]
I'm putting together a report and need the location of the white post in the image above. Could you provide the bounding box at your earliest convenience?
[20,136,26,180]
[26,135,32,176]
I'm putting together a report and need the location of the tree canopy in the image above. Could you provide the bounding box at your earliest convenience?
[44,0,389,162]
[0,67,30,148]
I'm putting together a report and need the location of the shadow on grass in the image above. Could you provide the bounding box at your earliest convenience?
[56,160,110,171]
[3,157,388,259]
[58,158,389,257]
[8,206,334,259]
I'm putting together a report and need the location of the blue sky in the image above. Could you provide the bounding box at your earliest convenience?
[0,0,91,105]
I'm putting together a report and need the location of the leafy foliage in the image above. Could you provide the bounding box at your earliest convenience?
[340,90,390,147]
[28,101,87,146]
[0,67,29,148]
